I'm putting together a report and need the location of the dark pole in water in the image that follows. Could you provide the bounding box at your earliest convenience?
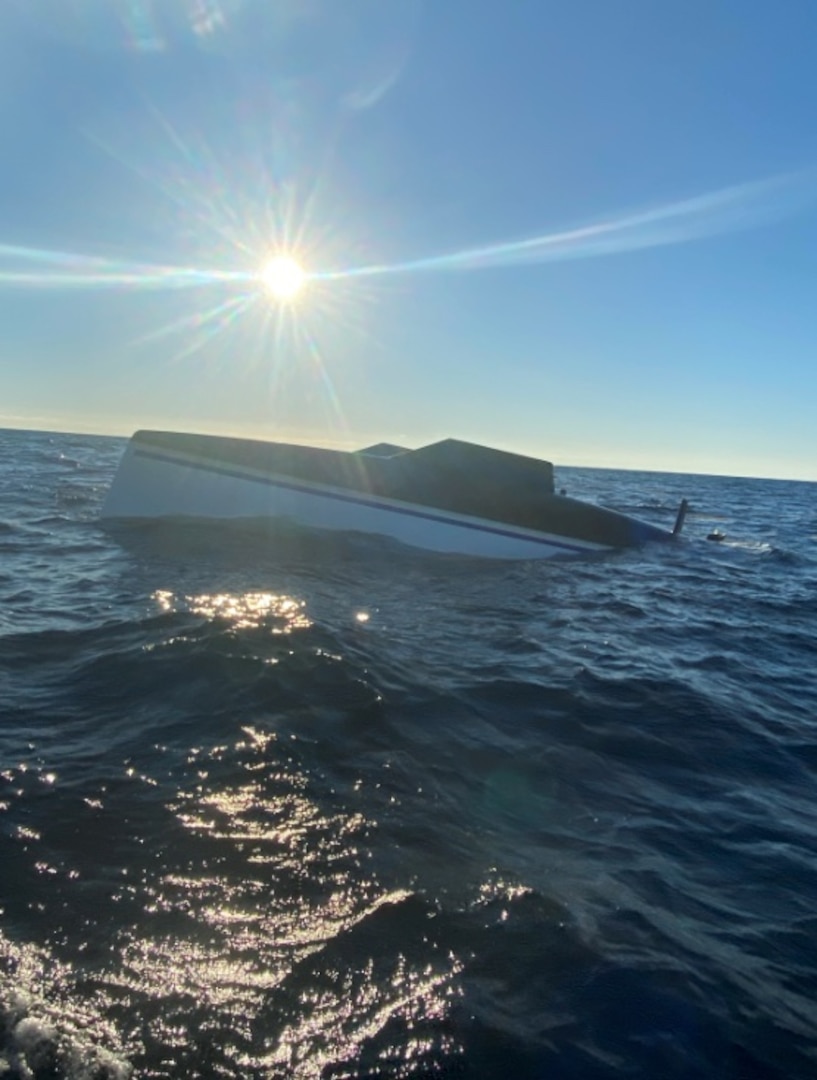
[672,499,689,538]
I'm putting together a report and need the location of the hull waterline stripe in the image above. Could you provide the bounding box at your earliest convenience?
[132,446,601,555]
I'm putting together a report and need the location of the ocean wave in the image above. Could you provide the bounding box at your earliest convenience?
[2,430,817,1078]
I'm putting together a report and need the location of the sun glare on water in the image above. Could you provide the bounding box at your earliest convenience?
[260,255,306,301]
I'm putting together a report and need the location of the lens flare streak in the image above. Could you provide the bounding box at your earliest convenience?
[315,170,817,282]
[131,293,256,363]
[0,171,812,354]
[0,242,250,291]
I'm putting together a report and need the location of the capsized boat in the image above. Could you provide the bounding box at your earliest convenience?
[101,430,686,559]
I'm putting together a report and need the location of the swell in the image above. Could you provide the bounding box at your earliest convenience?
[3,432,817,1079]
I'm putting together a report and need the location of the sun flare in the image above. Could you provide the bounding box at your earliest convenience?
[260,255,306,301]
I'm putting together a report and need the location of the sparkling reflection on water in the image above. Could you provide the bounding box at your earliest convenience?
[93,589,464,1074]
[152,589,313,633]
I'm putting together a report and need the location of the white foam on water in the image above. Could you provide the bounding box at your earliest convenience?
[0,937,133,1080]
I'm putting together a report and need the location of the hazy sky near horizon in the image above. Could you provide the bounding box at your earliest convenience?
[1,0,817,479]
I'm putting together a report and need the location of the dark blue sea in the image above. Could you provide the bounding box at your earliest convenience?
[1,427,816,1079]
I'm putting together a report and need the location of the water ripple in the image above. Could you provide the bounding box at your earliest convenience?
[1,429,816,1078]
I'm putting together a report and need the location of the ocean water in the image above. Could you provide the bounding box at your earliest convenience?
[1,426,816,1080]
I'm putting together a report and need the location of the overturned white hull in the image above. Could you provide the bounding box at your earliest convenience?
[102,431,675,560]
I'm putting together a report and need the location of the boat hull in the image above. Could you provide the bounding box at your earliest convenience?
[101,437,614,559]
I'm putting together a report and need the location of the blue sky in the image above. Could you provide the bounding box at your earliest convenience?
[1,0,816,479]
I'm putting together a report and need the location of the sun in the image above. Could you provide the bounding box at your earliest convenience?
[260,255,306,301]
